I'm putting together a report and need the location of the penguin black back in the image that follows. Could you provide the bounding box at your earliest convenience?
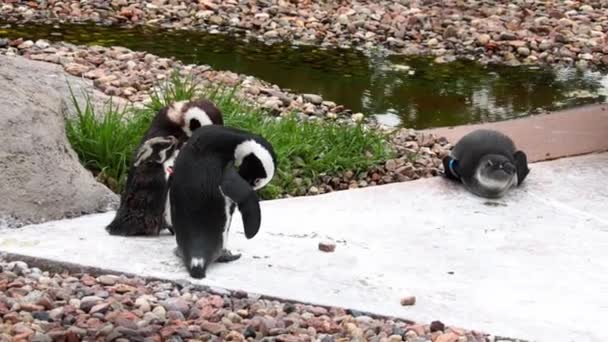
[170,125,276,278]
[443,129,530,198]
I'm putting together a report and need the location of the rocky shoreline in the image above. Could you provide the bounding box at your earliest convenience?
[1,0,607,69]
[0,258,505,342]
[0,39,451,198]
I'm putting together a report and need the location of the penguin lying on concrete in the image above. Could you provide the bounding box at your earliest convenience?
[106,99,224,236]
[169,125,276,279]
[105,136,180,236]
[442,129,530,199]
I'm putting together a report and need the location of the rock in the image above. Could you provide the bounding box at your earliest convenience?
[152,305,167,320]
[90,302,111,314]
[517,47,530,56]
[0,55,117,228]
[80,296,104,312]
[0,38,8,48]
[430,320,445,333]
[318,241,336,252]
[436,332,460,342]
[406,324,426,336]
[443,26,458,38]
[351,113,365,122]
[400,296,416,306]
[97,275,119,285]
[477,33,492,45]
[499,32,517,41]
[303,94,323,105]
[264,30,280,39]
[17,40,34,49]
[388,335,403,342]
[385,159,397,171]
[200,321,226,335]
[539,40,552,51]
[226,331,246,341]
[32,333,53,342]
[161,298,190,316]
[64,63,89,76]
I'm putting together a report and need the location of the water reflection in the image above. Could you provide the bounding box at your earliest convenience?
[1,22,606,129]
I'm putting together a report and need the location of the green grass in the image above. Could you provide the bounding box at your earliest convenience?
[65,71,395,199]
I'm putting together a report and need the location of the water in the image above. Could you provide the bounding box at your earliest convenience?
[2,22,607,129]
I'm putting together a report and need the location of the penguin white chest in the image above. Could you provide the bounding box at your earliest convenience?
[162,149,179,226]
[219,187,235,249]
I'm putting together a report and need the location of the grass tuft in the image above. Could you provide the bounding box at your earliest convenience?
[65,71,395,199]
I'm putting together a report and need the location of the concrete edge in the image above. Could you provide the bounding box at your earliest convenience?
[0,251,414,325]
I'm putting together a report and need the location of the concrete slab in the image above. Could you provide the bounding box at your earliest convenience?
[2,153,608,342]
[423,104,608,163]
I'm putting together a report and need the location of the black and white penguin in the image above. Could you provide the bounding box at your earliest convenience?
[106,99,224,236]
[142,99,224,144]
[106,136,180,236]
[169,125,277,279]
[442,129,530,199]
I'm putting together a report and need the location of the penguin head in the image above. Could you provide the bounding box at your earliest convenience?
[166,99,224,137]
[133,136,179,167]
[476,154,517,191]
[234,139,277,190]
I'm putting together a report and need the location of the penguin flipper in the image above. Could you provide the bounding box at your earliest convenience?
[513,150,530,185]
[442,155,461,182]
[220,167,262,239]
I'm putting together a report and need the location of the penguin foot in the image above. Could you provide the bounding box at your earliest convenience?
[173,246,183,258]
[216,249,241,263]
[164,225,175,235]
[513,150,530,185]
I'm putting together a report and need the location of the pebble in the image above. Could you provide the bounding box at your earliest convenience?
[161,297,191,316]
[318,242,336,253]
[303,94,323,105]
[430,321,446,333]
[400,296,416,306]
[97,274,120,285]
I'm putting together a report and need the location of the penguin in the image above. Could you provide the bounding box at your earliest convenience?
[105,136,180,236]
[169,125,277,279]
[442,129,530,199]
[106,99,224,236]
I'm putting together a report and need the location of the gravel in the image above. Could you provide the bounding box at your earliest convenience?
[0,258,494,342]
[1,40,453,198]
[0,0,606,69]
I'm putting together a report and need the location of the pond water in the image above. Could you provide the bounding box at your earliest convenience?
[2,22,607,129]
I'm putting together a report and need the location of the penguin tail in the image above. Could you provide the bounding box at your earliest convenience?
[188,257,208,279]
[105,216,127,236]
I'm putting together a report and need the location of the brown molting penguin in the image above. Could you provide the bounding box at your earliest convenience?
[106,99,224,236]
